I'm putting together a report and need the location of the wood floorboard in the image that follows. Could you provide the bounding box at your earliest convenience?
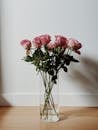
[0,107,98,130]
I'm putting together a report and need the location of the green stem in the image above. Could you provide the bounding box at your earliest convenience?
[41,72,58,119]
[50,94,58,116]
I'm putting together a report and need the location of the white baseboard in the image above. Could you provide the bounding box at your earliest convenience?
[0,93,98,106]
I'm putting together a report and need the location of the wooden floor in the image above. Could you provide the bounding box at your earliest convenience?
[0,107,98,130]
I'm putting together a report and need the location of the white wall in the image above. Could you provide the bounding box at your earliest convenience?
[0,0,98,106]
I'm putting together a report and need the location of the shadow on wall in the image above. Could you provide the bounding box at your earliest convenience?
[0,1,11,106]
[70,56,98,93]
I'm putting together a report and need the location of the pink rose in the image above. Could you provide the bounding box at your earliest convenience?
[47,42,57,49]
[55,35,68,48]
[20,39,31,50]
[68,38,82,49]
[67,38,82,54]
[39,34,51,45]
[32,37,42,48]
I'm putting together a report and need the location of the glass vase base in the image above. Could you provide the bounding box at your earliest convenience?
[41,115,59,122]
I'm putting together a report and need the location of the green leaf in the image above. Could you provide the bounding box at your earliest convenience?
[63,54,79,65]
[52,75,57,81]
[71,57,79,62]
[24,56,33,62]
[48,70,54,75]
[62,66,68,72]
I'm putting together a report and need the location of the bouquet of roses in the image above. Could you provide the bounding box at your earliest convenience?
[20,34,82,121]
[20,34,82,84]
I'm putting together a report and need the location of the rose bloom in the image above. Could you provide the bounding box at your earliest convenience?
[20,39,32,50]
[55,35,68,48]
[67,38,82,54]
[67,38,82,49]
[47,42,57,49]
[32,37,42,48]
[39,34,51,45]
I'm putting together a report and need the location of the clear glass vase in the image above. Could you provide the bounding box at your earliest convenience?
[40,72,59,122]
